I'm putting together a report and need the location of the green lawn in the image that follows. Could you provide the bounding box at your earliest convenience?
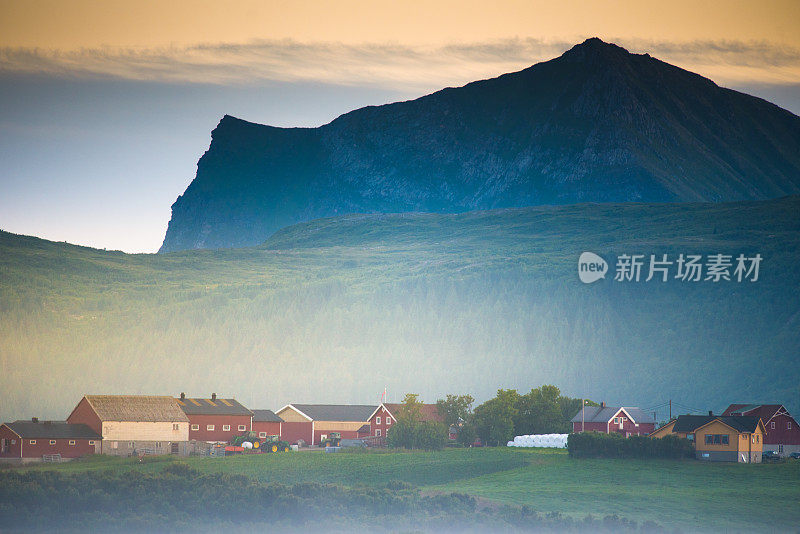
[13,447,800,531]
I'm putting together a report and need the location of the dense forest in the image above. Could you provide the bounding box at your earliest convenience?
[1,197,799,421]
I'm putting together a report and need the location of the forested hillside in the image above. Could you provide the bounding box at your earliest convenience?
[2,197,799,420]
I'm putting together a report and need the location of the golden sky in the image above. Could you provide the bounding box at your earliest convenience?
[1,0,799,89]
[2,0,799,48]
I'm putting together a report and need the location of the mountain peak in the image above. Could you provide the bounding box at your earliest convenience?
[160,40,800,252]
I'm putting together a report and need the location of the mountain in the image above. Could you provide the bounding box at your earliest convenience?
[3,197,800,420]
[159,38,800,252]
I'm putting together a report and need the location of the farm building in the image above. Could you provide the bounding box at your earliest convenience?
[251,409,283,440]
[368,403,445,439]
[275,404,377,445]
[570,403,655,436]
[722,404,800,456]
[0,419,100,463]
[651,414,765,462]
[176,393,253,443]
[67,395,190,456]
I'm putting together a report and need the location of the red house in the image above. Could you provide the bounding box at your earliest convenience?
[368,403,445,439]
[0,419,100,463]
[722,404,800,457]
[570,403,655,436]
[251,410,283,440]
[176,393,253,443]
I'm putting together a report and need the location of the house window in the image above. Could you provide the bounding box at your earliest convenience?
[387,418,391,426]
[779,444,784,453]
[155,442,161,448]
[30,440,36,445]
[173,424,179,431]
[789,422,792,430]
[376,416,381,425]
[722,435,729,445]
[191,424,199,431]
[238,425,246,431]
[376,429,382,437]
[69,440,76,445]
[259,432,267,439]
[613,418,619,424]
[223,425,231,432]
[129,442,134,448]
[207,425,214,431]
[111,441,118,449]
[88,441,95,445]
[50,440,56,445]
[771,422,776,429]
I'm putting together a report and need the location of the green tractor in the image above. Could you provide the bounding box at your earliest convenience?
[228,431,263,452]
[319,432,342,447]
[261,434,291,453]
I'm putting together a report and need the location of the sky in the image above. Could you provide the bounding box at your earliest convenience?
[1,0,799,252]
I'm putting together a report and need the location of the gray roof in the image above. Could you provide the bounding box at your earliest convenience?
[673,415,761,433]
[4,420,101,440]
[82,395,189,422]
[570,406,655,424]
[288,404,378,422]
[176,397,253,416]
[252,409,283,423]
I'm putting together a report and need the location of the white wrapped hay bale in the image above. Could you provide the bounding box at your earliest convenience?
[506,433,569,448]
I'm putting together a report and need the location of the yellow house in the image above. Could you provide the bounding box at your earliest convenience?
[651,413,764,462]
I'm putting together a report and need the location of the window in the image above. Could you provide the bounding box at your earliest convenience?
[789,422,792,430]
[173,424,179,431]
[613,418,619,424]
[779,444,784,453]
[50,440,56,445]
[29,440,36,445]
[88,441,95,446]
[155,442,161,448]
[259,432,267,439]
[771,421,776,429]
[376,429,382,437]
[238,425,246,431]
[376,416,381,425]
[129,442,134,448]
[69,440,76,445]
[223,425,231,432]
[387,418,391,426]
[704,434,729,445]
[191,424,199,431]
[207,425,215,431]
[111,441,118,449]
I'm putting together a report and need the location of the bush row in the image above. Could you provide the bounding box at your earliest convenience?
[567,432,695,459]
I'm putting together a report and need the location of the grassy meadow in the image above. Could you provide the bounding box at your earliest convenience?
[10,447,800,531]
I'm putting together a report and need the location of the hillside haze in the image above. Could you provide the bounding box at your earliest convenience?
[160,38,800,252]
[3,197,800,420]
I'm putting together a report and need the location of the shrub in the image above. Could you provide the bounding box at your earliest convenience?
[567,431,694,459]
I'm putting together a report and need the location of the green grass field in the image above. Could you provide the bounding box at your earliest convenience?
[14,447,800,531]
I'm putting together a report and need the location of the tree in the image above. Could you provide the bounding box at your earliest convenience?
[472,389,519,446]
[515,385,567,435]
[387,393,448,450]
[436,394,474,440]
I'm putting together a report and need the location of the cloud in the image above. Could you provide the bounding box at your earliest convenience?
[2,37,799,90]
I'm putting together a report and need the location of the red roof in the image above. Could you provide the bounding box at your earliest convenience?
[382,403,444,423]
[721,404,787,423]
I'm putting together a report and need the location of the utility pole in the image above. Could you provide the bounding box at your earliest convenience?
[582,399,585,432]
[669,399,672,420]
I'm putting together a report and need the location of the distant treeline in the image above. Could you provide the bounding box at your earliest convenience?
[0,464,664,532]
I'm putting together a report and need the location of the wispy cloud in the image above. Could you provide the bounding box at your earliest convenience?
[2,38,799,89]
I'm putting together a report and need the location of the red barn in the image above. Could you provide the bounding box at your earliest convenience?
[176,393,253,443]
[251,409,283,440]
[275,404,377,446]
[368,403,445,439]
[722,404,800,457]
[570,403,655,436]
[0,419,100,463]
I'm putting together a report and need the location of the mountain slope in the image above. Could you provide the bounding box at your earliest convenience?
[160,38,800,252]
[3,197,800,420]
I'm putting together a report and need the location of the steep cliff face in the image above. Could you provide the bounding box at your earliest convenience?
[160,38,800,252]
